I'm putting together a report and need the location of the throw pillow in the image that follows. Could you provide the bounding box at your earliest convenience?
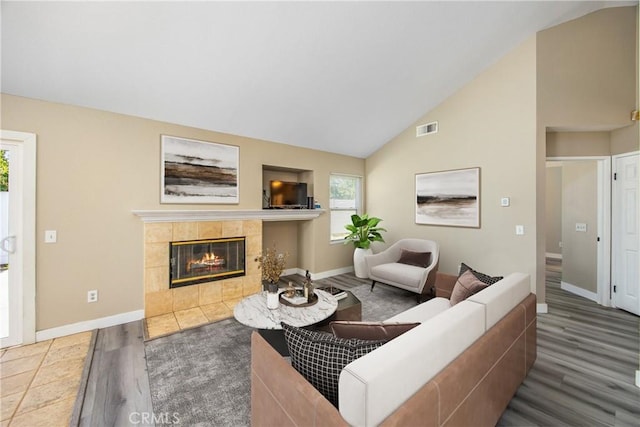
[281,322,386,407]
[330,321,420,341]
[459,262,503,285]
[397,250,431,268]
[450,270,489,305]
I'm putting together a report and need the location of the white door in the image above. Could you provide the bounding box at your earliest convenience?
[0,131,36,348]
[612,153,640,315]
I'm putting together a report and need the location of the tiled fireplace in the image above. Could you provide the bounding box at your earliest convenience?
[169,237,246,288]
[143,220,262,330]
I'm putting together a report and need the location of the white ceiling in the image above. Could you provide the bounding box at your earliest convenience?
[1,1,635,158]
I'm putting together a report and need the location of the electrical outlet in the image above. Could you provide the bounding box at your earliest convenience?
[87,290,98,303]
[500,197,510,207]
[515,225,525,235]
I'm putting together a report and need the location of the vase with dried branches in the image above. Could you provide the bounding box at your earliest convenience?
[255,245,289,288]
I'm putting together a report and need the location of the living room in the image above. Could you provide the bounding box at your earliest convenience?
[1,1,638,426]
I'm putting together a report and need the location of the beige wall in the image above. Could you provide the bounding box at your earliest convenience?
[546,132,611,157]
[547,128,639,157]
[537,6,638,301]
[537,6,637,129]
[545,165,562,255]
[1,94,364,330]
[366,37,538,288]
[611,123,640,154]
[262,221,299,269]
[561,161,598,293]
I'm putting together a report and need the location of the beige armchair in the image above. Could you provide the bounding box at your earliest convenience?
[365,239,439,302]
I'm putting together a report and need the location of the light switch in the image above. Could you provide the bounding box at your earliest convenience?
[575,223,587,232]
[500,197,510,207]
[44,230,57,243]
[515,225,524,235]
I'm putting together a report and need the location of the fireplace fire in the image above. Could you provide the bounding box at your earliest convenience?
[170,237,246,288]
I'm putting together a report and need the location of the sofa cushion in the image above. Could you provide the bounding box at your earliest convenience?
[450,270,489,305]
[281,322,386,408]
[397,249,431,268]
[339,300,486,427]
[370,263,425,290]
[330,321,420,340]
[467,272,531,328]
[459,262,503,285]
[385,297,451,323]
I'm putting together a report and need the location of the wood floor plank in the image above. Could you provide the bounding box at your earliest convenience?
[79,321,154,427]
[498,260,640,426]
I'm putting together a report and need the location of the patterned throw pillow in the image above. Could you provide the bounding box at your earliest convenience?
[450,270,489,305]
[281,322,387,407]
[459,262,503,285]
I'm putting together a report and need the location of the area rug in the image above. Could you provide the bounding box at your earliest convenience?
[144,278,419,426]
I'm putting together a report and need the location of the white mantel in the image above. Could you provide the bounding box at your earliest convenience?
[132,209,326,223]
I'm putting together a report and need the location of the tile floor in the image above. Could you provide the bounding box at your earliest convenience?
[0,331,92,427]
[145,299,241,339]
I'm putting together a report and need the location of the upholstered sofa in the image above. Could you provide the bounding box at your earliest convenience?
[365,238,439,302]
[251,271,537,427]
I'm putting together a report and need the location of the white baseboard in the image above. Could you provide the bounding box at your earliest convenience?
[636,370,640,388]
[536,303,548,314]
[545,252,562,260]
[35,309,145,342]
[560,281,598,302]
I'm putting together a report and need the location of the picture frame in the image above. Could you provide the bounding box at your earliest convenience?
[415,167,480,228]
[161,135,239,204]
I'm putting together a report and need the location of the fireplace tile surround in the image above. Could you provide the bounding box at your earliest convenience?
[143,220,262,330]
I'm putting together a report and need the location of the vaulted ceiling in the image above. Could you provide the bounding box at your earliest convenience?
[1,1,634,158]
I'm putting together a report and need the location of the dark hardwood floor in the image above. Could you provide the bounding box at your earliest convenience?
[498,259,640,426]
[74,262,639,426]
[74,321,154,427]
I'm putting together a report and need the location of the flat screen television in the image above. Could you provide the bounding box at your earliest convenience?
[269,181,308,208]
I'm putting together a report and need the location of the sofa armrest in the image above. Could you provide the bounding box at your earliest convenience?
[435,272,457,298]
[251,331,346,427]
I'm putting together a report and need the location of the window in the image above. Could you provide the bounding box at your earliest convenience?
[330,174,362,242]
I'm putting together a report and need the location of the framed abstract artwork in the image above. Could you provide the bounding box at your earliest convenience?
[415,167,480,227]
[161,135,239,204]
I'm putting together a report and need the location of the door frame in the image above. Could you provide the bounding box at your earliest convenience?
[1,130,36,346]
[546,156,611,307]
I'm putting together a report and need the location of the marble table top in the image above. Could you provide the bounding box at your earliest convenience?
[233,289,338,329]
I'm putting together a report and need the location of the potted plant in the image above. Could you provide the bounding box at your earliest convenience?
[344,214,386,278]
[255,244,289,290]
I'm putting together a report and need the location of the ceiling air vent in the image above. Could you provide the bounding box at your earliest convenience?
[416,121,438,137]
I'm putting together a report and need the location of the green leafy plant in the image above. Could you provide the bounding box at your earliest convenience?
[343,214,386,249]
[0,150,8,192]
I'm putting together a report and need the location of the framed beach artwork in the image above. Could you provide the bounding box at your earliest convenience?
[415,167,480,228]
[161,135,239,204]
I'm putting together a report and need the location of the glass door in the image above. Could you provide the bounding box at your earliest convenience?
[1,143,21,347]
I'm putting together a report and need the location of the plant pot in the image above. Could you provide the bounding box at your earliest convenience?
[353,247,372,279]
[266,282,280,310]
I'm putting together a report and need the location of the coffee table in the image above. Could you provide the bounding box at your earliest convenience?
[234,289,339,329]
[235,289,362,356]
